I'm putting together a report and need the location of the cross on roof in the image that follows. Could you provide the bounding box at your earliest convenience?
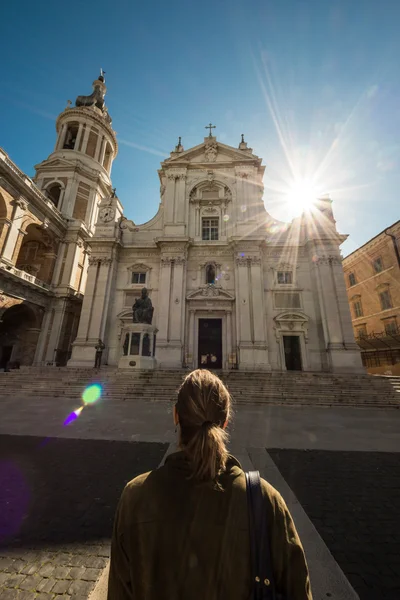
[205,123,216,137]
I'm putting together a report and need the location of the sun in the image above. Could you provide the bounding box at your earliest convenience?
[285,179,319,216]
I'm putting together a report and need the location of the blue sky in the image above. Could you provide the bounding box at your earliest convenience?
[1,0,399,255]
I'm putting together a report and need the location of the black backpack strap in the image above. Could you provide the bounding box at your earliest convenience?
[246,471,276,600]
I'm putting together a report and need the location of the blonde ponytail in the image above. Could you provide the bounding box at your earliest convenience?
[176,370,231,483]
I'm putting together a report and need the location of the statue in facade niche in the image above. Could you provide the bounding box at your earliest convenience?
[132,288,154,324]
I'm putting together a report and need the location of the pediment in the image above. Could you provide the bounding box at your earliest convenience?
[35,157,75,169]
[274,311,308,322]
[165,140,260,166]
[187,285,235,300]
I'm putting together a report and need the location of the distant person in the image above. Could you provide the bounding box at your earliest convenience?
[94,339,105,368]
[108,369,312,600]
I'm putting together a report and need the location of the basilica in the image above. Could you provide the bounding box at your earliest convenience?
[0,73,363,372]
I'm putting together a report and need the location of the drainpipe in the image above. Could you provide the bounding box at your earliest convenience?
[385,228,400,268]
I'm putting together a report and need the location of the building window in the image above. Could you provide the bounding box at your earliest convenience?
[132,272,146,284]
[353,300,363,318]
[277,271,293,284]
[275,292,301,309]
[206,264,216,284]
[348,272,356,287]
[202,218,219,241]
[383,318,398,336]
[355,324,367,338]
[373,257,383,273]
[379,290,392,310]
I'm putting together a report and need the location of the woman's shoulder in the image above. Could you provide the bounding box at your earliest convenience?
[259,476,288,515]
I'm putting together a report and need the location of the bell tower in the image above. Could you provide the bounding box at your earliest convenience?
[34,71,118,232]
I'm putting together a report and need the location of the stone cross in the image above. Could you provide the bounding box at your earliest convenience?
[205,123,216,137]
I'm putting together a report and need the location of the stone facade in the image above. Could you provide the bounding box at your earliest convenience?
[0,74,116,368]
[69,132,363,373]
[342,221,400,373]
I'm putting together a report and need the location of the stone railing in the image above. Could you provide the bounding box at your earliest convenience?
[0,262,52,291]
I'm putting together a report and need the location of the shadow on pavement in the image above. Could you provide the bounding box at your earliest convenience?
[0,435,167,548]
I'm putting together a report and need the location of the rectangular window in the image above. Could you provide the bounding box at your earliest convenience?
[355,324,367,338]
[132,272,146,284]
[379,290,392,310]
[275,292,301,309]
[384,319,398,336]
[348,272,356,287]
[353,300,363,318]
[277,271,293,284]
[373,257,383,273]
[202,218,219,241]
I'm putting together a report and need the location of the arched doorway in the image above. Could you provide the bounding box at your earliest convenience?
[0,303,42,368]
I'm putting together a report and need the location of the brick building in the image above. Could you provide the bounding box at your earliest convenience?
[343,220,400,374]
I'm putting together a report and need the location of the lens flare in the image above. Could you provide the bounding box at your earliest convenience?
[82,384,102,405]
[63,406,84,426]
[241,205,247,212]
[223,214,230,222]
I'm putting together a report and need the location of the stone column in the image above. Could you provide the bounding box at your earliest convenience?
[63,177,79,218]
[56,123,67,150]
[34,307,53,365]
[99,137,107,165]
[314,256,363,372]
[235,257,252,368]
[74,123,84,151]
[68,257,116,367]
[157,258,171,344]
[187,308,195,367]
[174,174,186,223]
[169,259,185,341]
[51,241,67,286]
[60,238,81,289]
[250,258,270,369]
[1,198,28,264]
[44,298,67,363]
[94,132,103,162]
[81,126,91,154]
[226,310,232,367]
[165,175,176,223]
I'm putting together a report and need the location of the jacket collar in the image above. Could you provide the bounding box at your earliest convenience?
[164,450,243,475]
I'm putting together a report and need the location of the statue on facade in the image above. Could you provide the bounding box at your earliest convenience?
[132,288,154,324]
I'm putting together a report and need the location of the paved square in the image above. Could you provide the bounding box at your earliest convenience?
[269,449,400,600]
[0,435,167,599]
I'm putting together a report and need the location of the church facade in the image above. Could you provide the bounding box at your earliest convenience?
[0,73,363,372]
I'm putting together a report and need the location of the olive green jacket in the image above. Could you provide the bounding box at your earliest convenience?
[108,452,312,600]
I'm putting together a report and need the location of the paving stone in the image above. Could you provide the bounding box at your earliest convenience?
[20,562,40,575]
[4,573,26,587]
[38,564,55,577]
[0,590,19,600]
[67,567,86,580]
[18,574,42,591]
[52,579,71,594]
[0,571,10,585]
[68,579,94,596]
[52,566,71,579]
[81,567,101,581]
[36,577,57,593]
[35,594,57,600]
[80,556,108,569]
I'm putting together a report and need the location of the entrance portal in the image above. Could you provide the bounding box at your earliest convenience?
[198,318,222,369]
[283,335,302,371]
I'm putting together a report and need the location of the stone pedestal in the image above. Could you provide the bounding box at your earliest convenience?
[118,323,157,370]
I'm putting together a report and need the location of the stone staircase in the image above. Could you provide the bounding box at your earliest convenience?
[0,368,399,408]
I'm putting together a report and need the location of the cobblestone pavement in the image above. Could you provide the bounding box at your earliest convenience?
[268,449,400,600]
[0,435,167,599]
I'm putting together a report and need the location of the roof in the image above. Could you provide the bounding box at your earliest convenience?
[343,219,400,261]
